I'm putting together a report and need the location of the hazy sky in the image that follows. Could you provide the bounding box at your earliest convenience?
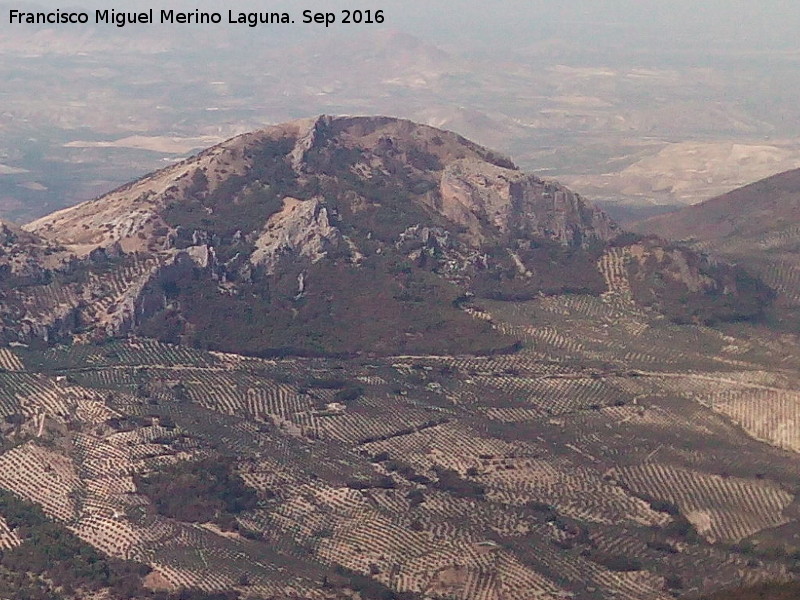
[9,1,800,56]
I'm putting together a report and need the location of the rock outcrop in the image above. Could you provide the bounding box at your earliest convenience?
[250,196,342,273]
[438,159,616,246]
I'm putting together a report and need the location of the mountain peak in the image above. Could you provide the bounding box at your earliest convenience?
[5,116,770,355]
[632,167,800,330]
[25,114,609,255]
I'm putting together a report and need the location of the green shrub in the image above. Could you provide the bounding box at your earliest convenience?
[134,457,257,526]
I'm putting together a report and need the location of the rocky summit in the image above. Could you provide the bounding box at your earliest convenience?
[5,115,769,356]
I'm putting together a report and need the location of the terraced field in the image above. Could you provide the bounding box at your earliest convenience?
[1,292,800,599]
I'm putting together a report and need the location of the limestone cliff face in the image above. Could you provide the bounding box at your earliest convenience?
[250,196,343,273]
[438,159,617,246]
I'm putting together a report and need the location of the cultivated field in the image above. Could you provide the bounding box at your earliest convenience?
[1,284,800,599]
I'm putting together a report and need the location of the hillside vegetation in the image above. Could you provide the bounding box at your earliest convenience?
[632,168,800,330]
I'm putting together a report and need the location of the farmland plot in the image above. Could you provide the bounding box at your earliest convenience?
[0,326,800,599]
[615,464,793,543]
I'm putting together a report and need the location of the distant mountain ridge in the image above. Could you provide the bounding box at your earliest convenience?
[632,167,800,329]
[631,167,800,243]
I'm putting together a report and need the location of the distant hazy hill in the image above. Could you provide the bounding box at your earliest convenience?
[632,167,800,329]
